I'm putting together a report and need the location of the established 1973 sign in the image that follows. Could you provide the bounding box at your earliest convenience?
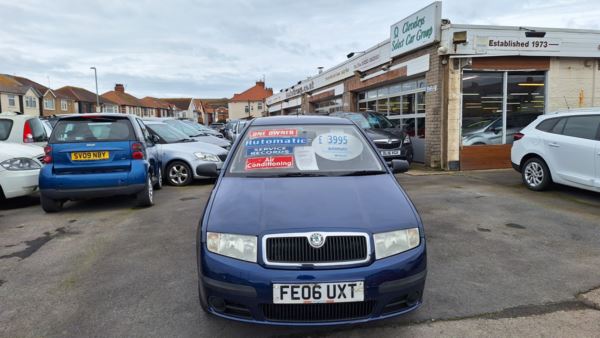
[390,2,442,58]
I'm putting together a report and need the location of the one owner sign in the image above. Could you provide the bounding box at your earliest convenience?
[390,2,442,58]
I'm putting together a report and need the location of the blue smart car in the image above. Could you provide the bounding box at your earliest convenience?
[196,116,426,325]
[39,114,161,212]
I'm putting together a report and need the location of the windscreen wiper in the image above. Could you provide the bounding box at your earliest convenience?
[340,170,387,176]
[275,172,327,177]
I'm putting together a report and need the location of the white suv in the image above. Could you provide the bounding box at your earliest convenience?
[511,111,600,192]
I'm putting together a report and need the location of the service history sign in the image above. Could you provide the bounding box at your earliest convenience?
[390,2,442,58]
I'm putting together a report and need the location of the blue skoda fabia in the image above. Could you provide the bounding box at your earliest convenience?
[196,116,426,326]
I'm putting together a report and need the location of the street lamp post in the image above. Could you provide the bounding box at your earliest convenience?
[90,67,99,112]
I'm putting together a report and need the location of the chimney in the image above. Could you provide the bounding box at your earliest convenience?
[256,81,265,87]
[115,84,125,92]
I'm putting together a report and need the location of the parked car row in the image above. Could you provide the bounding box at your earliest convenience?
[0,113,229,212]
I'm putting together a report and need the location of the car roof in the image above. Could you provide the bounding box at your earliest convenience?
[251,115,352,126]
[57,113,134,120]
[544,109,600,118]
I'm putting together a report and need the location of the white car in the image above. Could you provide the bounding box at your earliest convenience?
[0,112,50,147]
[511,111,600,192]
[0,143,44,199]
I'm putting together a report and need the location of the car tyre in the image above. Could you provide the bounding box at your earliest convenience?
[154,167,163,190]
[522,157,551,191]
[136,176,154,207]
[40,194,62,213]
[167,161,193,186]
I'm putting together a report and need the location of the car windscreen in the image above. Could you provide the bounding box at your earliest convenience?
[0,119,13,140]
[146,123,191,143]
[365,113,394,129]
[164,120,202,136]
[50,117,134,143]
[227,124,384,177]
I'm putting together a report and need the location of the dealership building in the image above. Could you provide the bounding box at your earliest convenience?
[265,2,600,170]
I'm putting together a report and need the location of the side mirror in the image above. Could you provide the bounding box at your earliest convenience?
[151,134,160,143]
[389,159,410,174]
[196,162,220,177]
[491,127,502,134]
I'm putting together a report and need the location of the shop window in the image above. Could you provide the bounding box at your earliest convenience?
[417,117,426,138]
[358,102,368,112]
[389,96,401,115]
[462,72,504,146]
[416,92,426,114]
[367,100,376,112]
[367,90,377,100]
[462,71,545,146]
[377,87,388,98]
[358,92,366,101]
[402,81,417,92]
[376,99,389,113]
[401,94,415,114]
[389,84,402,94]
[506,72,545,136]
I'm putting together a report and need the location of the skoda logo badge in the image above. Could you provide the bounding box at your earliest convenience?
[387,139,393,144]
[309,233,325,248]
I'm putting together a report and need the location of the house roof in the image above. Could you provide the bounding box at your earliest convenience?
[159,98,192,111]
[0,74,47,96]
[231,81,273,102]
[11,75,48,96]
[101,90,142,107]
[0,75,27,94]
[140,97,173,109]
[44,88,74,100]
[198,98,229,113]
[55,86,112,104]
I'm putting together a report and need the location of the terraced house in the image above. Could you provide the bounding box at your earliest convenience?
[101,84,145,116]
[0,74,47,116]
[55,86,119,114]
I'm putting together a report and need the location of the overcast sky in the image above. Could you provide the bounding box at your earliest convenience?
[0,0,598,98]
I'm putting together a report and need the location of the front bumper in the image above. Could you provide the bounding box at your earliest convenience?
[198,242,426,326]
[0,169,40,199]
[193,161,224,179]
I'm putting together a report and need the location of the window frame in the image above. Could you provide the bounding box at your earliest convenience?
[61,100,68,111]
[7,95,16,107]
[44,98,55,110]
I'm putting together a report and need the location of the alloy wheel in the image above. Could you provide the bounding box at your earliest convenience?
[169,164,189,186]
[524,162,544,187]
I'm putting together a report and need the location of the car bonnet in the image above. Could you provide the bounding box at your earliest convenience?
[206,175,420,235]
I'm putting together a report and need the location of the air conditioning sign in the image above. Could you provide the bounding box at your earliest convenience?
[390,2,441,58]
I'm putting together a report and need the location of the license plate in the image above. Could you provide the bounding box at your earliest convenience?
[273,281,364,304]
[71,151,109,161]
[381,150,402,156]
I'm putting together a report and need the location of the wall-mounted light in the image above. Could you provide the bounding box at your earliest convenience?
[354,70,365,78]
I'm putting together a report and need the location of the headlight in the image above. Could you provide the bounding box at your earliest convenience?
[403,135,411,144]
[373,228,420,260]
[0,158,41,171]
[207,232,257,262]
[194,152,220,162]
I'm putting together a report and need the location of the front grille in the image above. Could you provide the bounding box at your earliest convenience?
[374,141,401,149]
[262,301,375,322]
[266,235,368,264]
[218,154,227,162]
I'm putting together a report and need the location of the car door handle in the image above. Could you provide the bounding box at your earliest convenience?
[548,143,560,148]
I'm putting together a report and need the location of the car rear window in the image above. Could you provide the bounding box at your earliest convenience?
[0,119,13,140]
[50,117,134,143]
[227,124,384,176]
[28,117,48,142]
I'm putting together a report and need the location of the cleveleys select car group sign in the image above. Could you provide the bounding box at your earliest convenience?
[390,2,442,58]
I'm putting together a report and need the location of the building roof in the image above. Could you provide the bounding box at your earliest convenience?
[44,88,75,100]
[101,90,142,107]
[159,98,192,111]
[0,75,27,94]
[11,75,48,96]
[55,86,111,104]
[140,97,173,109]
[0,74,47,96]
[231,81,273,102]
